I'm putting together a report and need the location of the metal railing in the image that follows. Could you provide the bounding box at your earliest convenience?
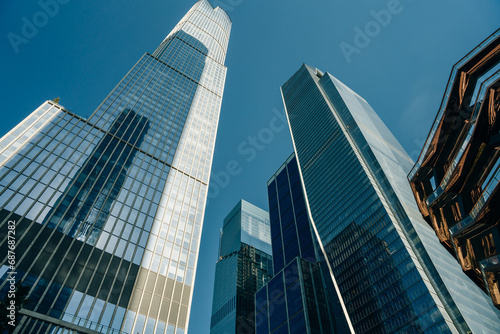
[449,160,500,237]
[60,312,126,334]
[19,307,128,334]
[425,68,500,206]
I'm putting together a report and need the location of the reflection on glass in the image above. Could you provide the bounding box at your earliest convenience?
[44,109,149,244]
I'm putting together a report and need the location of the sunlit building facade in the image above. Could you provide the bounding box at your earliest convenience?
[280,64,500,333]
[0,1,231,333]
[210,200,273,334]
[408,29,500,310]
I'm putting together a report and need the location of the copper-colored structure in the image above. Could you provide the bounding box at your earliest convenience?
[408,29,500,309]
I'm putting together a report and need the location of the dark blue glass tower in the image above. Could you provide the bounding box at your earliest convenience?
[255,154,349,334]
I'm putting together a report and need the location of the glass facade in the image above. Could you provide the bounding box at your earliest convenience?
[255,258,332,334]
[256,154,348,334]
[280,64,500,333]
[0,1,231,333]
[268,154,317,273]
[210,200,273,334]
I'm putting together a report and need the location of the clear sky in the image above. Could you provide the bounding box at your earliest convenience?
[1,0,499,333]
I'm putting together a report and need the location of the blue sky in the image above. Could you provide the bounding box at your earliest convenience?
[1,0,499,332]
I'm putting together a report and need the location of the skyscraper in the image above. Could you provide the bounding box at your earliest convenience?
[0,1,230,333]
[408,29,500,310]
[280,64,500,333]
[255,153,348,334]
[210,200,273,334]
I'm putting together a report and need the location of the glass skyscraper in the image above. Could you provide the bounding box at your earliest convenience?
[210,200,273,334]
[0,1,230,333]
[280,64,500,333]
[255,154,348,334]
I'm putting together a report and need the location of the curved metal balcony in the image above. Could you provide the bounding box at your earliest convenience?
[425,68,500,206]
[449,159,500,237]
[409,29,500,181]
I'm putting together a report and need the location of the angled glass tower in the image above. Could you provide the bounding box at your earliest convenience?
[0,1,230,333]
[210,200,273,334]
[280,64,500,333]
